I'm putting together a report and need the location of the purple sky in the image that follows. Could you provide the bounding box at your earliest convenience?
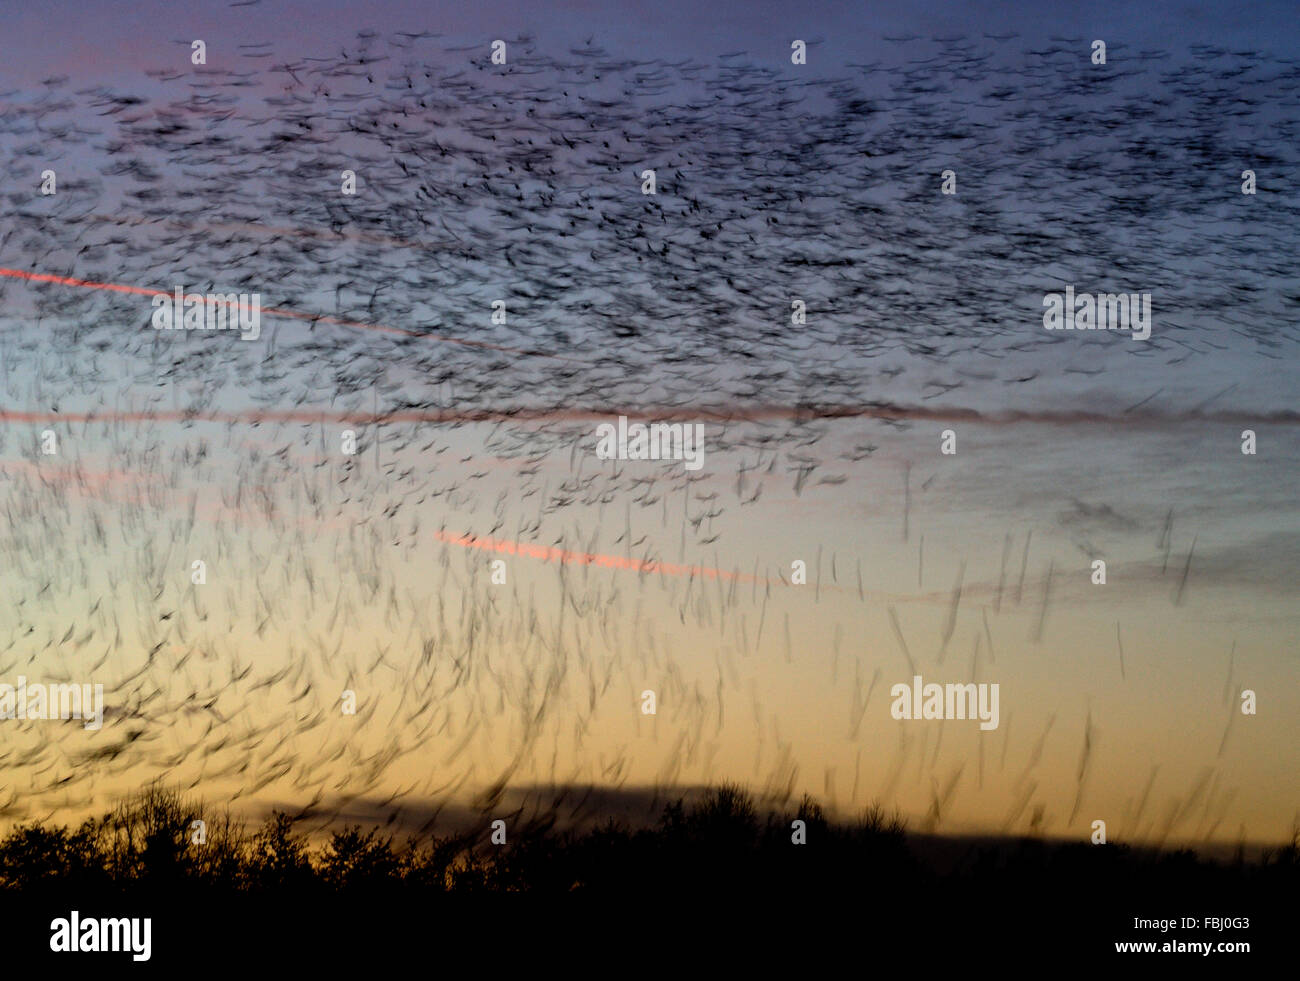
[5,0,1298,86]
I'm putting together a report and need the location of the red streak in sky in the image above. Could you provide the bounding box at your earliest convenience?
[433,529,762,583]
[0,266,578,361]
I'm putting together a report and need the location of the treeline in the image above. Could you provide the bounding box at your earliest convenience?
[1,782,1294,900]
[0,783,914,896]
[1,783,1294,962]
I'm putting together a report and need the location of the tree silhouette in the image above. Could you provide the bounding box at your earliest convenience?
[0,779,1289,936]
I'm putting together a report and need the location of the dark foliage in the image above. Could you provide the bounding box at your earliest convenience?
[0,784,1291,962]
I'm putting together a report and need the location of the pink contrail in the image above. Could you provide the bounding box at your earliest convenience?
[429,530,972,601]
[433,529,762,583]
[0,266,580,362]
[2,268,1295,427]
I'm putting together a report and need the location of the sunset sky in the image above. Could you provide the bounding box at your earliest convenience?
[0,0,1295,851]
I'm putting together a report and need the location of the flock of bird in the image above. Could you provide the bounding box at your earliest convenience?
[0,25,1293,843]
